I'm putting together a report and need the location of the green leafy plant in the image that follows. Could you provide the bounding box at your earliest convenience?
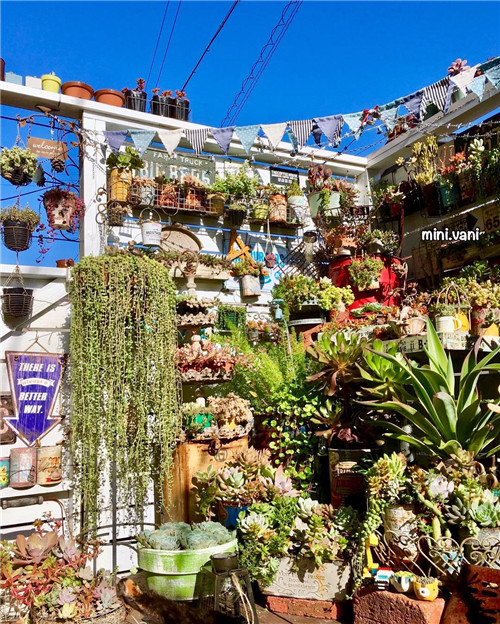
[69,252,180,530]
[231,257,264,277]
[286,180,304,198]
[362,318,500,458]
[348,256,384,290]
[432,303,457,317]
[357,340,413,402]
[0,146,38,177]
[0,204,40,230]
[216,305,247,331]
[212,162,259,199]
[106,145,145,171]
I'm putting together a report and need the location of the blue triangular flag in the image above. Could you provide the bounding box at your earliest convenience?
[378,102,400,132]
[484,65,500,89]
[212,126,235,154]
[400,90,425,120]
[234,125,260,154]
[104,130,128,154]
[286,128,298,152]
[129,130,155,157]
[470,75,486,101]
[342,112,364,140]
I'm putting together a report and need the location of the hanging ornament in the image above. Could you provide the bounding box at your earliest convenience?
[265,252,277,269]
[51,158,65,173]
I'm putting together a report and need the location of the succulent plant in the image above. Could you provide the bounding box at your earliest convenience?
[470,502,500,528]
[239,512,269,536]
[13,531,58,564]
[428,475,454,500]
[443,497,467,525]
[57,588,76,606]
[149,534,181,550]
[297,497,319,519]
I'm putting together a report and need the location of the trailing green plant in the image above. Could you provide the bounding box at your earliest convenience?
[347,256,384,290]
[361,318,500,458]
[0,204,40,230]
[216,305,247,331]
[0,146,38,177]
[69,252,180,531]
[106,145,145,171]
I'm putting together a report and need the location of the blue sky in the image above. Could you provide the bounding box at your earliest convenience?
[1,0,499,265]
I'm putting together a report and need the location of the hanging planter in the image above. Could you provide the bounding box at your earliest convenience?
[94,89,125,107]
[0,205,40,252]
[0,146,38,186]
[123,78,147,112]
[2,287,34,317]
[422,182,443,217]
[42,188,85,231]
[225,204,247,228]
[269,191,288,222]
[437,176,460,213]
[140,209,162,247]
[251,203,270,220]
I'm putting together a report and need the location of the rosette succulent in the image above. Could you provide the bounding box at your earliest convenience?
[470,502,500,528]
[238,512,269,536]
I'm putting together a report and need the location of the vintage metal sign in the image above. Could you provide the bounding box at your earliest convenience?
[5,351,65,446]
[27,137,68,161]
[269,166,300,187]
[142,150,215,185]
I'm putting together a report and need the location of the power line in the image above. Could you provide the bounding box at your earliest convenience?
[180,0,240,93]
[145,1,170,90]
[155,0,183,89]
[221,1,302,127]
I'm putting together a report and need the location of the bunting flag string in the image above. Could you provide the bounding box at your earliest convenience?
[450,66,478,94]
[314,115,344,147]
[286,127,299,152]
[212,126,235,154]
[157,128,184,156]
[470,74,487,101]
[378,102,400,132]
[103,130,128,154]
[234,124,260,154]
[484,64,500,89]
[400,90,425,120]
[422,77,449,113]
[261,122,287,151]
[341,112,364,140]
[185,128,210,155]
[287,119,313,148]
[129,130,156,157]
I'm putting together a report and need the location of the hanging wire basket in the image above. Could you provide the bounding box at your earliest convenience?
[2,221,33,252]
[2,288,34,317]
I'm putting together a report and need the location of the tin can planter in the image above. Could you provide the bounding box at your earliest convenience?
[94,89,125,107]
[140,209,162,247]
[109,169,132,202]
[41,73,61,93]
[287,195,308,221]
[457,170,475,205]
[207,192,226,215]
[61,81,94,100]
[36,445,62,485]
[383,504,419,560]
[307,192,322,219]
[435,315,461,333]
[10,447,36,488]
[151,94,169,116]
[438,178,460,213]
[2,287,33,317]
[0,457,9,488]
[241,275,261,297]
[137,539,238,601]
[2,220,33,252]
[211,552,239,573]
[329,448,373,506]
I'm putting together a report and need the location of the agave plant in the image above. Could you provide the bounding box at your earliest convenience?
[361,319,500,458]
[307,331,367,396]
[357,340,413,402]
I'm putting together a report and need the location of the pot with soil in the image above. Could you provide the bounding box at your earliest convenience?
[124,78,147,112]
[1,205,40,252]
[61,81,94,100]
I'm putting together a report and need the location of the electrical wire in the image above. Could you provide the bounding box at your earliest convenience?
[145,1,170,90]
[221,0,302,127]
[180,0,240,93]
[154,0,182,89]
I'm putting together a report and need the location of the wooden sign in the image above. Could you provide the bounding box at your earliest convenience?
[27,137,68,161]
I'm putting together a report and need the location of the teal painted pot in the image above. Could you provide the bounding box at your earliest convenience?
[137,539,238,601]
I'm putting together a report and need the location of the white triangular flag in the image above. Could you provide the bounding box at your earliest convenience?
[261,122,287,151]
[450,66,478,94]
[157,129,183,157]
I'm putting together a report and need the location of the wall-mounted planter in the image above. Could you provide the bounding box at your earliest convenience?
[241,275,261,297]
[62,81,94,100]
[108,169,132,202]
[94,89,125,107]
[10,447,36,488]
[41,73,61,93]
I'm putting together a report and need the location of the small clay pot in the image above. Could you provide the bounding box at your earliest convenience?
[94,89,125,107]
[56,259,75,268]
[62,81,94,100]
[211,552,239,572]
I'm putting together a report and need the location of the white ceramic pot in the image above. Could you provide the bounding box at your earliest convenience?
[435,315,461,333]
[141,220,162,246]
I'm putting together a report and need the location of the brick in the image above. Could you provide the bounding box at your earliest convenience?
[464,564,500,624]
[441,593,470,624]
[265,596,344,620]
[353,587,445,624]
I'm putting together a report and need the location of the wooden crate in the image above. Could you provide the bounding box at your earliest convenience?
[164,436,248,523]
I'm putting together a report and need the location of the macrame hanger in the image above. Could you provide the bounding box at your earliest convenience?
[24,331,50,353]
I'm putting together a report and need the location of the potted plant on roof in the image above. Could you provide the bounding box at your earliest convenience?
[151,89,172,116]
[175,90,190,121]
[231,258,263,297]
[123,77,147,112]
[0,204,40,252]
[0,146,38,186]
[106,146,145,204]
[42,188,85,232]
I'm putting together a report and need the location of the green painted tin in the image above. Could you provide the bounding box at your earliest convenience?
[137,539,238,601]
